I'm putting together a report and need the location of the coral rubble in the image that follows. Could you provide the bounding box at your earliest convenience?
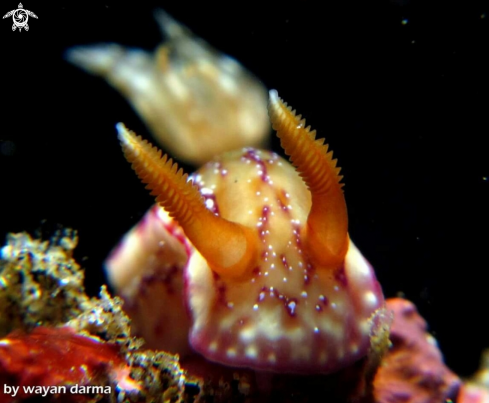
[0,231,191,403]
[373,298,461,403]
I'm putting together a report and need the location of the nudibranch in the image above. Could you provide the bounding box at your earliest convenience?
[106,91,390,374]
[65,10,269,165]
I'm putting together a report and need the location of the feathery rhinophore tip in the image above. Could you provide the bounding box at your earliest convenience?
[267,90,349,268]
[116,123,258,279]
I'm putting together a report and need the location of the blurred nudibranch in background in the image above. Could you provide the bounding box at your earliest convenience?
[65,9,270,166]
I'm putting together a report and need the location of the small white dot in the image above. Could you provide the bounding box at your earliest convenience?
[364,291,378,307]
[245,345,258,359]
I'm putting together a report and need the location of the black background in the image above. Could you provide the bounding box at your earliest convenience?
[1,1,488,377]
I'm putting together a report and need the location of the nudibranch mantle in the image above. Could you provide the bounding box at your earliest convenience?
[187,150,385,373]
[111,91,388,374]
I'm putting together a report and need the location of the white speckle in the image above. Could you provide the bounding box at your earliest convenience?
[240,326,257,343]
[287,300,297,315]
[264,197,269,202]
[245,345,258,359]
[426,334,438,347]
[301,291,308,298]
[256,191,261,196]
[253,304,259,311]
[0,339,10,346]
[283,277,287,283]
[364,291,378,307]
[200,187,213,195]
[360,319,372,336]
[208,341,218,352]
[314,327,319,334]
[264,272,269,277]
[334,285,339,292]
[331,302,337,309]
[227,348,237,358]
[205,199,215,209]
[227,302,234,309]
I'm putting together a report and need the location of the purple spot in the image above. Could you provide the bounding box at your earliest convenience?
[258,286,299,318]
[303,263,316,286]
[286,299,298,317]
[277,190,291,212]
[252,267,261,277]
[281,255,289,270]
[242,149,270,182]
[140,265,179,295]
[202,193,220,215]
[334,266,348,287]
[216,283,228,306]
[319,294,329,306]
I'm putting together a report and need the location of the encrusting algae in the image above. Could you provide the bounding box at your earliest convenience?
[0,230,201,403]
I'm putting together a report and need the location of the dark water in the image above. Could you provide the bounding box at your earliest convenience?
[1,1,488,378]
